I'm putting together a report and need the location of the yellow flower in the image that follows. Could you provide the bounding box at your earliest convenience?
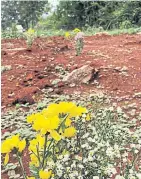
[27,177,35,179]
[39,170,52,179]
[10,135,20,148]
[48,116,60,130]
[27,28,35,34]
[42,103,59,117]
[32,114,60,133]
[63,127,76,138]
[65,117,72,127]
[28,135,45,153]
[73,28,81,33]
[4,153,9,165]
[50,130,61,141]
[29,139,37,152]
[27,114,36,123]
[57,102,76,114]
[2,135,26,166]
[1,135,26,154]
[1,139,13,153]
[65,32,70,38]
[18,139,26,152]
[86,114,91,121]
[36,134,45,148]
[29,153,39,167]
[68,106,87,118]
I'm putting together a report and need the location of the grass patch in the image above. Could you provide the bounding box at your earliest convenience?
[2,27,141,39]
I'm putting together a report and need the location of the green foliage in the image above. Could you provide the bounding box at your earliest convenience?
[53,1,141,30]
[1,1,49,30]
[75,38,84,56]
[24,28,36,49]
[120,20,132,29]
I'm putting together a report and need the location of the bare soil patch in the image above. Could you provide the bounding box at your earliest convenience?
[1,34,141,113]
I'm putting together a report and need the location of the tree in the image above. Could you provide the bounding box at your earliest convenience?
[53,1,141,30]
[1,1,49,30]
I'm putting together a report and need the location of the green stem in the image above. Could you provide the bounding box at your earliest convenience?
[42,133,48,169]
[16,152,27,179]
[36,143,41,167]
[44,114,69,165]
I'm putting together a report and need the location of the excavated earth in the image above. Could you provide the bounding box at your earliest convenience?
[1,34,141,114]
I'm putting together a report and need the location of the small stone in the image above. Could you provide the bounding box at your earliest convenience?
[8,170,16,177]
[48,88,54,92]
[69,83,76,87]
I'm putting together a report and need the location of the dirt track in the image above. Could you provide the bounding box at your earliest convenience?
[1,34,141,113]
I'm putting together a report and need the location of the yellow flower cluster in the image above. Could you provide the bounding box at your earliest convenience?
[65,32,71,38]
[27,102,87,140]
[28,170,52,179]
[65,28,81,39]
[1,135,26,165]
[73,28,81,33]
[27,28,35,35]
[2,101,90,179]
[39,170,52,179]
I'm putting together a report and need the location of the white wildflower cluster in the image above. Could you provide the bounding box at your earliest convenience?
[50,107,141,179]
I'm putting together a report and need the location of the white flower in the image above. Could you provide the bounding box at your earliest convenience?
[104,165,117,176]
[88,155,93,161]
[63,154,70,162]
[82,133,89,139]
[136,173,141,179]
[78,164,84,169]
[78,176,83,179]
[57,169,63,177]
[106,147,114,158]
[88,137,94,142]
[128,175,136,179]
[115,175,125,179]
[71,161,76,168]
[93,176,99,179]
[134,149,139,154]
[129,169,134,174]
[122,151,128,157]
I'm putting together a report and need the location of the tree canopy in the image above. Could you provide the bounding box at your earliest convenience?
[54,1,141,30]
[1,1,49,30]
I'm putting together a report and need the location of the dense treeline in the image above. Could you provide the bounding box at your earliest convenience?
[54,1,141,30]
[1,1,141,31]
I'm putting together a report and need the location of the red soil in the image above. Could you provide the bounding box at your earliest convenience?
[2,34,141,113]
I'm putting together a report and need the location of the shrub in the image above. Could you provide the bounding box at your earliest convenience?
[24,28,36,50]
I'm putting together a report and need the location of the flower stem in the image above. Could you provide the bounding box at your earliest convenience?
[16,152,27,179]
[44,114,69,164]
[42,133,48,169]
